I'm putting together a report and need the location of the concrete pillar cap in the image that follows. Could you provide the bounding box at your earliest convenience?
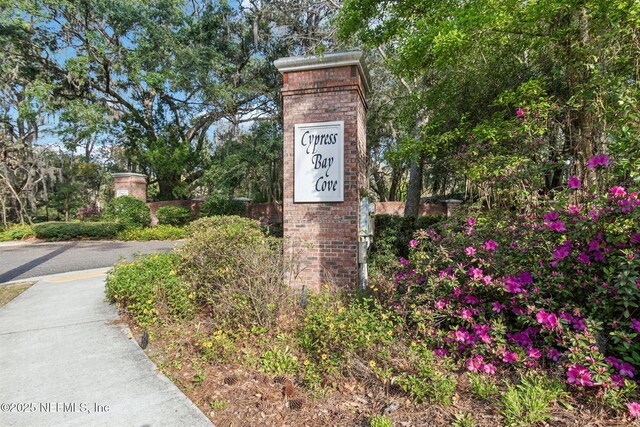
[274,50,371,93]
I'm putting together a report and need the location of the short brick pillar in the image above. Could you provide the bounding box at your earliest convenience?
[112,173,147,202]
[275,51,369,290]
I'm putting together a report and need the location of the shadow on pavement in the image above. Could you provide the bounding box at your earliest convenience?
[0,242,77,284]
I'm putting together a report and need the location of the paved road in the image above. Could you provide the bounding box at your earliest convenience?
[0,240,182,284]
[0,270,212,427]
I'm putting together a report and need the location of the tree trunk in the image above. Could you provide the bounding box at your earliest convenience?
[404,155,424,217]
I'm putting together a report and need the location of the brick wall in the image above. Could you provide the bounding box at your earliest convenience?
[280,62,368,290]
[375,202,449,217]
[247,202,282,225]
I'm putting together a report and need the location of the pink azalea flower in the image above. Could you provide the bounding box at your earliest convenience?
[627,402,640,418]
[527,347,542,359]
[567,365,594,386]
[467,217,476,227]
[610,186,627,198]
[466,355,484,372]
[409,239,418,247]
[492,301,503,313]
[481,363,496,375]
[587,154,610,168]
[502,351,518,364]
[483,240,498,251]
[435,300,447,310]
[631,319,640,333]
[460,309,473,321]
[548,348,561,361]
[399,257,410,267]
[516,108,524,118]
[468,267,484,281]
[465,246,476,256]
[567,176,581,189]
[482,275,493,285]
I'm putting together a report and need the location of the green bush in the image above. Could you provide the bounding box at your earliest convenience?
[156,205,193,226]
[105,253,196,326]
[370,214,444,268]
[176,215,294,328]
[33,222,124,240]
[500,373,568,426]
[298,290,395,371]
[117,225,187,241]
[200,197,246,217]
[0,224,34,241]
[103,196,150,228]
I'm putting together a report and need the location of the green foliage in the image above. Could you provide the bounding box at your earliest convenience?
[396,347,457,405]
[176,216,294,328]
[156,206,193,226]
[468,373,499,401]
[105,253,196,326]
[0,224,34,241]
[199,197,247,217]
[33,221,124,240]
[116,225,186,241]
[500,373,568,427]
[199,330,237,363]
[298,290,395,371]
[103,196,150,228]
[371,214,444,267]
[602,379,638,414]
[260,347,299,375]
[452,412,476,427]
[368,415,392,427]
[209,399,228,412]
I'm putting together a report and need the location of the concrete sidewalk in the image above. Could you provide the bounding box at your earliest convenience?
[0,270,212,427]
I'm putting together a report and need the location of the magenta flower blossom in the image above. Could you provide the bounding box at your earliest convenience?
[627,402,640,417]
[502,351,518,364]
[409,239,418,247]
[567,365,594,386]
[465,246,476,256]
[548,348,561,361]
[460,309,473,321]
[587,154,610,168]
[527,347,542,360]
[481,363,496,375]
[482,275,493,285]
[567,176,581,189]
[468,267,484,281]
[631,319,640,333]
[467,217,476,227]
[609,186,626,198]
[399,257,410,267]
[466,355,484,372]
[483,240,498,251]
[619,362,635,378]
[536,310,559,330]
[516,108,524,118]
[492,301,504,313]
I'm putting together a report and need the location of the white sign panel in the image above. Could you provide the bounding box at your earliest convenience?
[116,189,129,197]
[294,121,344,202]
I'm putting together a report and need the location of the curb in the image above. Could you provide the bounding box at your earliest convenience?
[0,267,111,286]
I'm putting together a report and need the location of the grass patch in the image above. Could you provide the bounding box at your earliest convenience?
[0,282,34,307]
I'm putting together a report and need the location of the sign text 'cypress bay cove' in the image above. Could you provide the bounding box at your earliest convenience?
[294,121,344,202]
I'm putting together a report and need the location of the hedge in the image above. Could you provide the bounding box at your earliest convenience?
[370,214,445,266]
[33,222,125,240]
[156,205,193,226]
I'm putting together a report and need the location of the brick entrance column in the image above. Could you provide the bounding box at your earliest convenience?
[112,173,147,202]
[275,51,369,290]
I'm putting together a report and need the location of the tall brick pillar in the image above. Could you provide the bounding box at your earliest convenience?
[275,51,369,290]
[112,173,147,202]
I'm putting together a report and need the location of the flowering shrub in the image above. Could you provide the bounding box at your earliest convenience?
[76,201,102,221]
[376,178,640,402]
